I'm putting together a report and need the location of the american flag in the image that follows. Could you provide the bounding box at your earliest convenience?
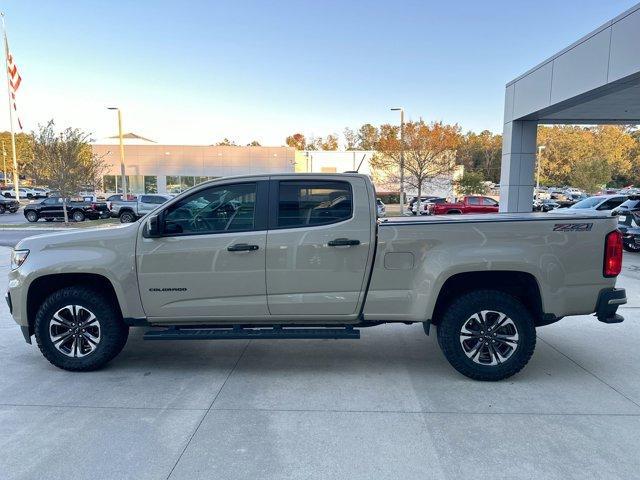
[4,36,22,130]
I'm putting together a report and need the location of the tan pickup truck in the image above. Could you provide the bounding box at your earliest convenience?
[6,174,626,380]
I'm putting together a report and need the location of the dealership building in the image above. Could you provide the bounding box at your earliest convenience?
[92,134,296,195]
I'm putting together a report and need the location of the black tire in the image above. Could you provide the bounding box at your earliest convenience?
[623,243,640,253]
[25,210,38,222]
[119,210,136,223]
[436,290,536,381]
[0,204,5,214]
[72,210,86,222]
[34,286,129,372]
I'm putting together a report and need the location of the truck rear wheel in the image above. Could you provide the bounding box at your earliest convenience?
[436,290,536,381]
[34,286,129,371]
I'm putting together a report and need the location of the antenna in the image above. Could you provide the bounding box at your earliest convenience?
[355,154,367,172]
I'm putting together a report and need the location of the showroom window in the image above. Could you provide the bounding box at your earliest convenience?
[144,176,158,194]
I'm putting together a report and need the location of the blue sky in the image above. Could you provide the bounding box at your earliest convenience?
[1,0,637,145]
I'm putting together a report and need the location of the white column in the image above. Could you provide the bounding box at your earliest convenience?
[499,120,537,213]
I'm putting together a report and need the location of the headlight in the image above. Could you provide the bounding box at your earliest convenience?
[11,249,29,270]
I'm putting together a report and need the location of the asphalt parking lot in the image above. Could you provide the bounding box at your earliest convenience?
[1,241,640,479]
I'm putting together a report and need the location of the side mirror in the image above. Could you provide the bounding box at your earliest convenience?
[143,214,162,238]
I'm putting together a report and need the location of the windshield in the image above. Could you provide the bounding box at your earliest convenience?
[570,197,602,209]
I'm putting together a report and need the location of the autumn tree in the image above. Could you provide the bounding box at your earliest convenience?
[457,130,502,183]
[357,123,379,150]
[371,120,461,201]
[285,133,307,150]
[0,131,33,185]
[31,121,110,223]
[246,140,261,146]
[537,125,634,192]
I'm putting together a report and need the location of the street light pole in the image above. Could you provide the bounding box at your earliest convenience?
[391,107,405,215]
[108,107,127,197]
[1,140,6,187]
[536,145,545,197]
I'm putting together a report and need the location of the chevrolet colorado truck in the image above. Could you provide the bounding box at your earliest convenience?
[6,174,626,381]
[430,195,499,215]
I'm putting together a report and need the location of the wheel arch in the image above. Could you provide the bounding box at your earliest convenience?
[26,273,123,334]
[430,270,546,327]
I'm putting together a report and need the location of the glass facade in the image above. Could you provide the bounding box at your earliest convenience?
[103,175,158,194]
[166,175,219,193]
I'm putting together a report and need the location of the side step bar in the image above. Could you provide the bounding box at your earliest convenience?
[144,325,360,341]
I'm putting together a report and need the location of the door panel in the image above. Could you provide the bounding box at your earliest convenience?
[266,178,373,316]
[137,180,269,321]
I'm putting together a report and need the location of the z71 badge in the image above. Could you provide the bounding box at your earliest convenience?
[553,223,593,232]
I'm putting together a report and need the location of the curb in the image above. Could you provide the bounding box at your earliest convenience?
[0,227,78,231]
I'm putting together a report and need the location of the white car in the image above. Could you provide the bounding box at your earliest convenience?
[376,198,386,217]
[2,187,39,199]
[556,195,627,213]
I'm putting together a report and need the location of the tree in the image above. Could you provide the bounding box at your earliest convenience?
[31,121,109,223]
[343,128,358,150]
[0,131,34,185]
[357,123,379,150]
[457,130,502,183]
[320,134,339,151]
[454,171,487,195]
[285,133,307,150]
[246,140,261,146]
[215,138,237,146]
[537,125,634,192]
[371,120,461,201]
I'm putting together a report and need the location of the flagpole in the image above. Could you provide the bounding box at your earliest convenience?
[1,13,19,201]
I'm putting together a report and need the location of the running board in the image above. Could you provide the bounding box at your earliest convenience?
[143,325,360,341]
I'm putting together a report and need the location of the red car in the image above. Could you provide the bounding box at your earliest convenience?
[429,196,499,215]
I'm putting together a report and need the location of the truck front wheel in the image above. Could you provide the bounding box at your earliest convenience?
[436,290,536,381]
[34,286,129,371]
[119,210,136,223]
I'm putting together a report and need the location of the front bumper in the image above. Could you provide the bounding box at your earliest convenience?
[595,288,626,323]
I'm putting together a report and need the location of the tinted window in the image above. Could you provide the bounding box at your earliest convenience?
[164,183,257,235]
[277,181,352,228]
[43,198,59,205]
[598,197,625,210]
[467,197,481,205]
[148,195,168,205]
[482,197,498,206]
[619,199,640,211]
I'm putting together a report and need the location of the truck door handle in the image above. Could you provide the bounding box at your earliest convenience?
[227,243,259,252]
[328,238,360,247]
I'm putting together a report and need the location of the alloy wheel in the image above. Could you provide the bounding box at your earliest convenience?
[49,305,101,358]
[459,310,519,366]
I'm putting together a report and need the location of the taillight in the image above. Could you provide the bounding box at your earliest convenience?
[604,230,623,277]
[90,203,97,210]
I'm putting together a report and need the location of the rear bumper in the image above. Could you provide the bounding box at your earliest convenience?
[595,288,626,323]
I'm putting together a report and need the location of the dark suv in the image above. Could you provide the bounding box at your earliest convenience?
[23,197,110,222]
[616,196,640,252]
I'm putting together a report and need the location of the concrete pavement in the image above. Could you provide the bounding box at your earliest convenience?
[1,245,640,479]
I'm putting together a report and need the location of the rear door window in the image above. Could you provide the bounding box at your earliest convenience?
[277,181,352,228]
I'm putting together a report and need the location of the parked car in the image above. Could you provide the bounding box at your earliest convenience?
[23,197,110,222]
[7,174,626,381]
[423,197,447,215]
[2,187,40,199]
[533,199,560,212]
[376,198,386,217]
[410,196,441,215]
[0,197,20,214]
[111,194,173,223]
[557,195,626,213]
[31,187,50,198]
[430,196,499,215]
